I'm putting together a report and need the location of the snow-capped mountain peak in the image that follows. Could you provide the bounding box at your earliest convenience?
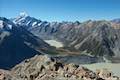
[12,11,29,24]
[12,13,43,27]
[19,11,28,17]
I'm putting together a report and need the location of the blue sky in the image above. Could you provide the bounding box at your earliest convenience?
[0,0,120,22]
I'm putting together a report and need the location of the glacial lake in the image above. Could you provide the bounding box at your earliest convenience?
[45,40,120,77]
[82,63,120,77]
[45,40,63,48]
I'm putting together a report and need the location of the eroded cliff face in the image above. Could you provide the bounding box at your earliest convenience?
[0,55,119,80]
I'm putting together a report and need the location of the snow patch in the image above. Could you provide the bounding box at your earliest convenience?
[32,22,37,26]
[38,22,42,26]
[0,20,4,29]
[8,24,12,29]
[26,21,31,25]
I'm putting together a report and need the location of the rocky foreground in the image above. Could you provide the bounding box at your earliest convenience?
[0,55,119,80]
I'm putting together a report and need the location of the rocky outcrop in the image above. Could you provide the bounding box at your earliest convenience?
[0,55,119,80]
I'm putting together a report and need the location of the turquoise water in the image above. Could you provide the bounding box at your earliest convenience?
[82,63,120,77]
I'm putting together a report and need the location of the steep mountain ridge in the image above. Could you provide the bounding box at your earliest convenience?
[0,17,51,69]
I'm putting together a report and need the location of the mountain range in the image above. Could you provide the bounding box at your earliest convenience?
[0,12,120,69]
[12,12,120,60]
